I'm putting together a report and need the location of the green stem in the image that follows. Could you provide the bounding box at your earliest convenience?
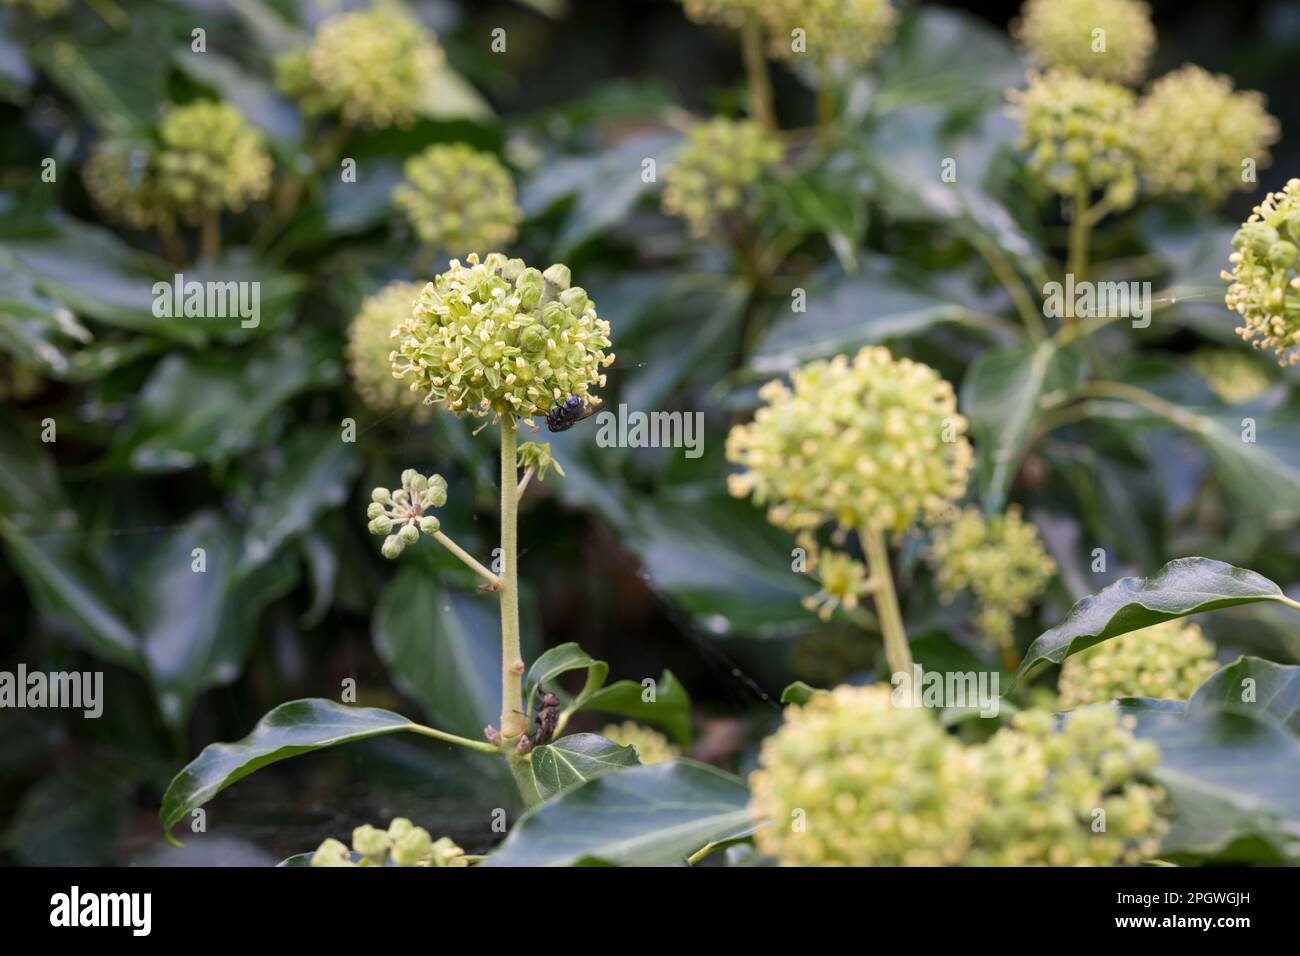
[432,530,501,589]
[498,420,525,740]
[508,752,540,808]
[408,723,501,755]
[816,60,836,142]
[1077,380,1203,432]
[1066,184,1091,332]
[740,16,776,131]
[862,527,912,676]
[200,212,221,261]
[515,466,535,503]
[969,231,1044,340]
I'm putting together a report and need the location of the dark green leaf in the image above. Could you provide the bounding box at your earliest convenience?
[581,670,692,748]
[780,681,819,705]
[525,642,608,710]
[530,733,639,800]
[1188,657,1300,734]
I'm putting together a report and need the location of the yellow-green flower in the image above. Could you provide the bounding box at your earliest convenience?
[726,347,973,536]
[1222,178,1300,366]
[662,117,782,238]
[927,505,1056,652]
[1058,619,1220,707]
[83,139,169,230]
[516,441,565,481]
[277,5,443,129]
[155,101,272,223]
[600,721,681,765]
[346,281,428,417]
[391,253,614,420]
[1008,70,1139,209]
[1135,65,1279,203]
[1190,349,1273,404]
[760,0,898,65]
[309,818,466,867]
[1013,0,1155,85]
[393,144,522,255]
[309,837,354,867]
[800,544,871,622]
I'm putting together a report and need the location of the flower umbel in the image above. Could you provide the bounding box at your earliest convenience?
[662,117,782,238]
[1222,177,1300,365]
[346,281,427,416]
[367,469,449,559]
[154,101,273,223]
[393,144,522,255]
[759,0,898,65]
[726,347,973,536]
[1058,619,1220,707]
[390,253,614,419]
[1012,0,1155,85]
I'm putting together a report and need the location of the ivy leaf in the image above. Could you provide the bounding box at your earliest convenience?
[780,681,819,705]
[525,642,609,710]
[482,760,750,866]
[1010,558,1298,690]
[580,670,692,747]
[530,733,640,800]
[1188,657,1300,734]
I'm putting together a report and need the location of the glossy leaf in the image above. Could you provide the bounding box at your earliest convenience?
[525,642,608,710]
[1188,657,1300,734]
[530,733,639,801]
[580,670,692,747]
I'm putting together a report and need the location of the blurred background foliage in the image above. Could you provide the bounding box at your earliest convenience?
[1,0,1298,864]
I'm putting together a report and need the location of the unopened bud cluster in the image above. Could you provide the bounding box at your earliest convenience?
[1135,66,1279,204]
[517,441,565,480]
[1013,0,1155,85]
[927,505,1056,651]
[1190,350,1273,405]
[1058,619,1220,708]
[1008,70,1139,209]
[726,347,973,536]
[600,722,680,765]
[1222,178,1300,365]
[275,6,442,129]
[367,470,448,559]
[393,144,522,255]
[390,253,614,419]
[759,0,898,65]
[346,281,428,416]
[750,684,1167,866]
[311,818,467,867]
[662,118,782,238]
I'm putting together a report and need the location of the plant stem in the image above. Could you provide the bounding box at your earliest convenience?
[200,212,221,261]
[1065,184,1090,334]
[740,16,776,131]
[1077,380,1203,432]
[498,420,525,740]
[969,231,1044,340]
[515,467,535,503]
[862,527,913,676]
[508,752,541,808]
[816,60,836,142]
[432,530,500,590]
[408,722,501,755]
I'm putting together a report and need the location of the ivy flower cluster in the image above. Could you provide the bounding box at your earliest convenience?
[1222,177,1300,365]
[726,347,973,536]
[367,469,449,559]
[1135,65,1279,204]
[749,685,1167,866]
[927,505,1057,652]
[600,722,681,765]
[275,5,442,129]
[1058,619,1220,708]
[758,0,898,65]
[662,118,783,238]
[1013,0,1155,85]
[311,818,467,867]
[1190,350,1273,405]
[1008,70,1139,210]
[84,101,271,228]
[390,253,614,419]
[393,144,522,255]
[346,281,426,416]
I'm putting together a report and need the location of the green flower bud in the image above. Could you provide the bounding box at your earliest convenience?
[366,502,385,519]
[1008,70,1139,209]
[391,253,614,419]
[277,6,443,129]
[542,263,572,295]
[1135,65,1279,203]
[351,824,390,865]
[926,505,1056,653]
[1013,0,1155,84]
[419,515,441,535]
[386,818,414,841]
[425,474,448,508]
[397,524,420,546]
[372,487,392,504]
[154,101,273,223]
[400,468,419,488]
[368,515,393,536]
[381,534,405,559]
[309,837,355,867]
[599,721,681,765]
[1190,349,1273,404]
[1223,178,1300,366]
[516,441,566,481]
[1058,619,1220,708]
[727,347,973,535]
[759,0,898,66]
[799,544,870,622]
[391,826,434,867]
[393,144,522,256]
[430,836,468,867]
[662,118,783,238]
[346,281,428,417]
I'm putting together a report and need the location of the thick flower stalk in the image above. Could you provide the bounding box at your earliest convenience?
[1222,177,1300,365]
[310,818,468,867]
[1135,65,1279,204]
[346,281,427,416]
[275,5,442,129]
[154,101,273,224]
[390,252,614,420]
[662,117,782,238]
[749,685,1167,866]
[927,505,1056,658]
[600,722,681,765]
[1058,619,1220,707]
[1008,70,1139,212]
[393,144,522,255]
[759,0,898,65]
[1012,0,1155,85]
[1190,350,1273,405]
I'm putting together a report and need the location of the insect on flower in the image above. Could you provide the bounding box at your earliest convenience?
[545,395,595,433]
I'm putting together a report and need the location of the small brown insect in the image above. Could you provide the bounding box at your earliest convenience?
[533,692,560,747]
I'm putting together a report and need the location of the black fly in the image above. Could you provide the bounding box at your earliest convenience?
[545,395,595,433]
